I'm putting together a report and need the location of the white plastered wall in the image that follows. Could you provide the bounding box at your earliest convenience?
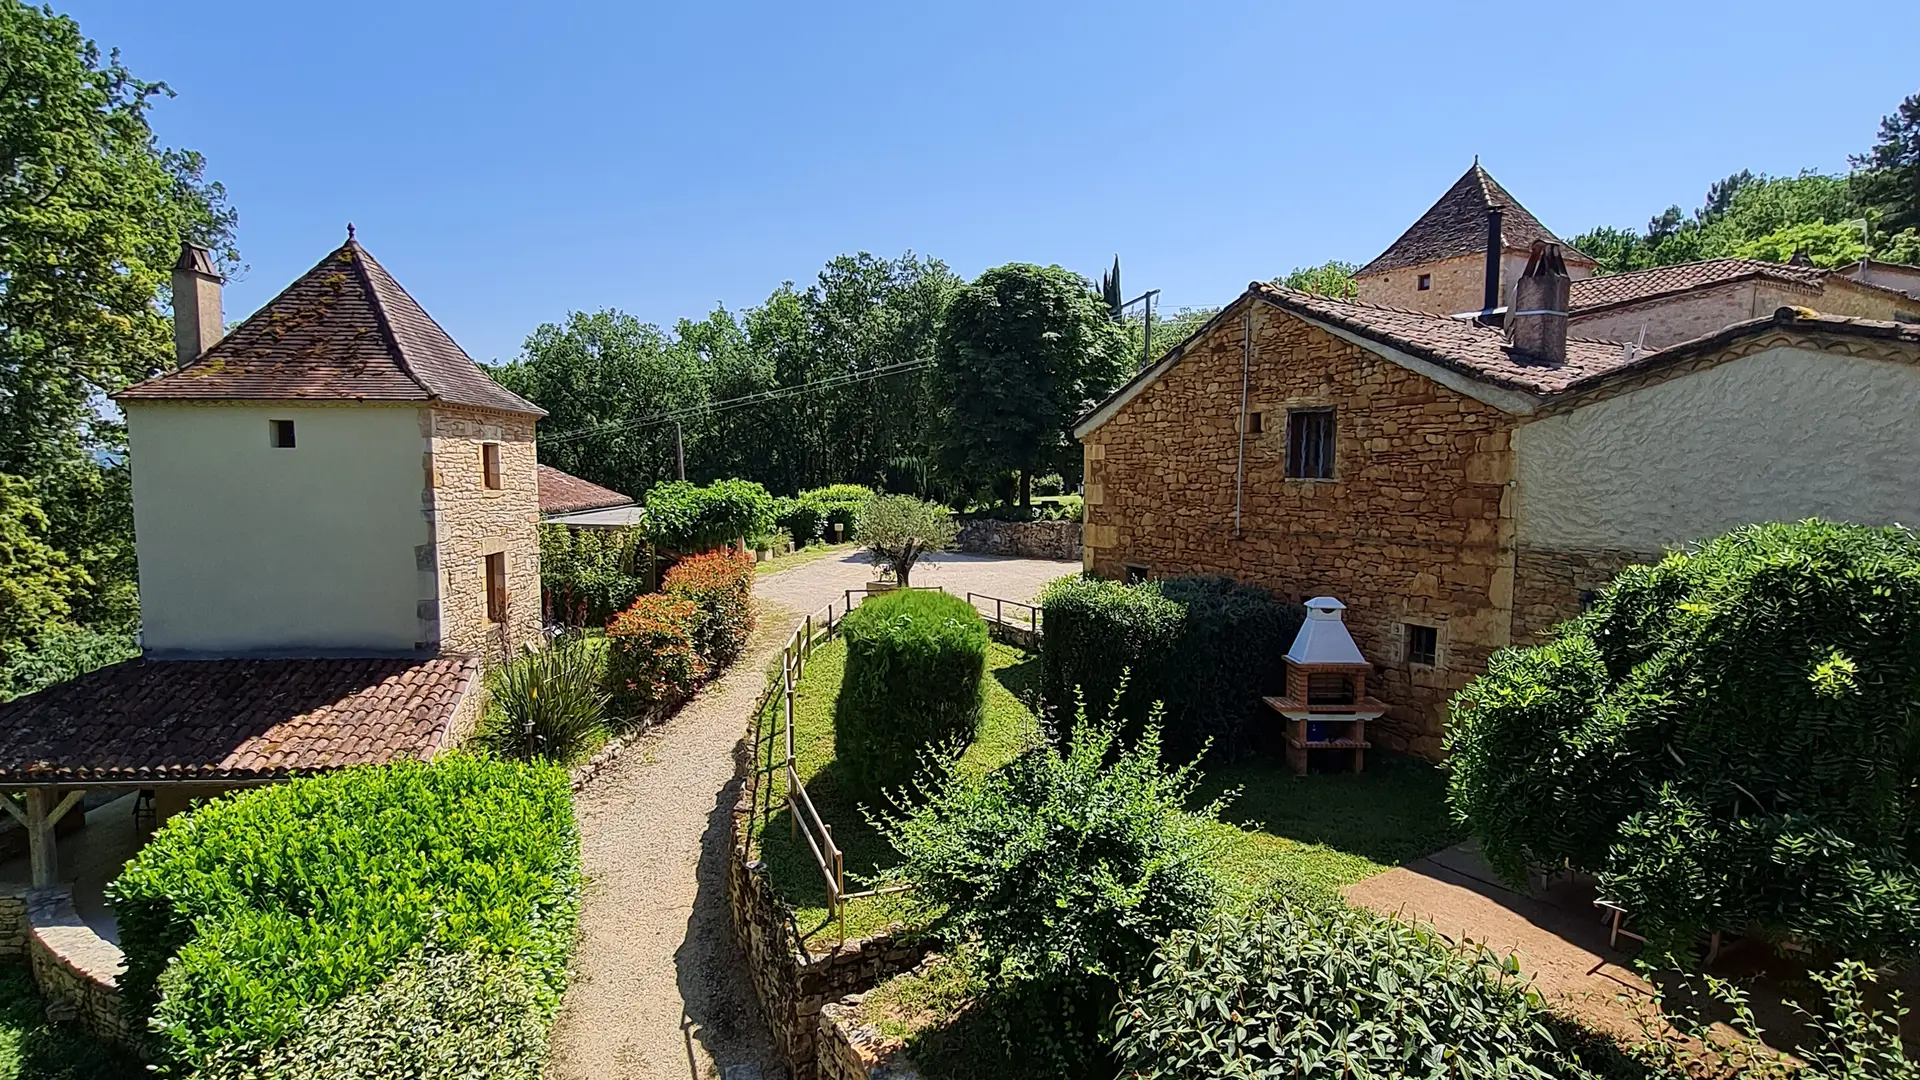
[1513,346,1920,554]
[128,403,430,655]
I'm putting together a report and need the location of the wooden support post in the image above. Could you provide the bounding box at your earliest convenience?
[25,789,54,888]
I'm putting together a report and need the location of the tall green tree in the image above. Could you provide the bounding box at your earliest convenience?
[0,475,81,666]
[933,264,1129,508]
[1,0,237,627]
[1852,90,1920,239]
[1100,255,1122,319]
[1573,172,1866,275]
[1274,259,1358,299]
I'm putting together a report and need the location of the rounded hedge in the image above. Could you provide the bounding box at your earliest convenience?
[833,588,989,800]
[1113,899,1589,1080]
[1039,574,1302,759]
[1447,520,1920,962]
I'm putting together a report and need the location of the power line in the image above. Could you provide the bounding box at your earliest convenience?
[535,357,936,447]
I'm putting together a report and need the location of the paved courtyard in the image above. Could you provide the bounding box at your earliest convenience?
[547,550,1076,1080]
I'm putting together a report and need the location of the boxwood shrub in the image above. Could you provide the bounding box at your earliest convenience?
[108,757,578,1078]
[801,483,873,539]
[833,588,988,799]
[772,495,824,549]
[1448,520,1920,963]
[1113,899,1587,1080]
[1039,574,1303,758]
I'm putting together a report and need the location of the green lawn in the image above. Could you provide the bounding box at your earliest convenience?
[755,637,1041,944]
[0,967,143,1080]
[754,639,1460,947]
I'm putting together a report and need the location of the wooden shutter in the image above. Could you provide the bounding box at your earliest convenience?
[486,553,507,623]
[481,443,502,490]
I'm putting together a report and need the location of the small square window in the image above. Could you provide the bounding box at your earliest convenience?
[1244,411,1264,435]
[1285,408,1335,480]
[270,420,296,448]
[1417,274,1432,291]
[481,443,502,490]
[1406,624,1438,667]
[1123,564,1150,585]
[485,552,508,623]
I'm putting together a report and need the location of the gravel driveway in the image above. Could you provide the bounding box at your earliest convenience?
[545,551,1075,1080]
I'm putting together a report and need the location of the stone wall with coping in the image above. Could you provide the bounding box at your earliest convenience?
[0,886,26,960]
[1081,298,1520,758]
[819,996,922,1080]
[428,406,542,663]
[953,519,1082,562]
[25,889,140,1050]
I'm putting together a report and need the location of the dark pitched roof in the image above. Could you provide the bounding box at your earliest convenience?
[537,465,632,515]
[1250,283,1630,395]
[117,240,544,417]
[1355,163,1591,278]
[0,656,478,784]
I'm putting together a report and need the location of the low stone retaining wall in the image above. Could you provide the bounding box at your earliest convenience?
[819,996,921,1080]
[729,789,926,1079]
[984,618,1040,651]
[0,886,28,960]
[953,519,1081,562]
[25,889,139,1049]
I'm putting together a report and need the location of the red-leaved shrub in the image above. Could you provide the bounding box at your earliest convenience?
[664,548,756,668]
[604,594,703,726]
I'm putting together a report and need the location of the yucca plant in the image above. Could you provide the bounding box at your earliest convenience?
[491,637,610,762]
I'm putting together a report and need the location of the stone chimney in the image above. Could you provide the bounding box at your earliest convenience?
[171,241,223,366]
[1481,205,1505,313]
[1508,241,1570,365]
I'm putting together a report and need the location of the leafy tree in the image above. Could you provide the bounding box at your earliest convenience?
[1732,220,1866,268]
[0,475,82,667]
[1699,168,1758,221]
[853,494,955,587]
[1,0,237,624]
[1447,521,1920,964]
[1569,224,1653,276]
[933,264,1129,507]
[1574,172,1867,275]
[1852,91,1920,238]
[1274,259,1358,299]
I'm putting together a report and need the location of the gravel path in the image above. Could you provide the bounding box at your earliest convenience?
[546,552,1074,1080]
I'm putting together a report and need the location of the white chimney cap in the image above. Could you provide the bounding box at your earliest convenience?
[1286,596,1368,666]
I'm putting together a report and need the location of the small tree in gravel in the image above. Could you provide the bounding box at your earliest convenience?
[854,494,956,587]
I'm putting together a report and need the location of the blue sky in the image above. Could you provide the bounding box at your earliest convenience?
[69,0,1917,365]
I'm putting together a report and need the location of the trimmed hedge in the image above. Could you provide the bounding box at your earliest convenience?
[800,483,873,539]
[833,589,989,799]
[772,495,824,550]
[663,548,756,668]
[108,757,578,1078]
[1447,520,1920,962]
[1113,899,1589,1079]
[537,523,648,627]
[604,593,704,725]
[1039,575,1303,758]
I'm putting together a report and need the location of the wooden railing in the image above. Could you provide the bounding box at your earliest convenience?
[750,584,1039,945]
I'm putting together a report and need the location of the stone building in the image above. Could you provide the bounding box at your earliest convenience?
[1356,163,1920,344]
[1076,247,1920,757]
[0,233,546,885]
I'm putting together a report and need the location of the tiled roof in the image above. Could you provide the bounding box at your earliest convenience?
[117,240,544,417]
[1356,163,1590,278]
[1251,283,1631,395]
[538,464,632,515]
[1569,258,1827,312]
[0,656,479,783]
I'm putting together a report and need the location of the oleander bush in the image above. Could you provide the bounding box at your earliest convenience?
[1039,574,1303,758]
[872,710,1226,1079]
[484,636,609,762]
[644,478,774,553]
[108,757,578,1078]
[834,588,988,800]
[1112,899,1588,1080]
[1447,520,1920,963]
[537,523,649,626]
[663,548,756,668]
[604,593,704,725]
[772,495,825,549]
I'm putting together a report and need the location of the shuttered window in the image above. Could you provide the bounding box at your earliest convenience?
[481,443,502,490]
[1286,408,1335,479]
[485,553,508,623]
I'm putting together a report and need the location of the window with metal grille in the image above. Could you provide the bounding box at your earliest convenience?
[1286,408,1335,479]
[270,420,296,448]
[481,443,502,490]
[1406,623,1438,667]
[485,553,508,623]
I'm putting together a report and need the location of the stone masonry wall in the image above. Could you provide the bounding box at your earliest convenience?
[1570,281,1762,351]
[26,889,140,1049]
[953,519,1082,562]
[428,406,542,664]
[819,997,922,1080]
[1510,546,1656,645]
[1081,299,1520,757]
[0,886,25,960]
